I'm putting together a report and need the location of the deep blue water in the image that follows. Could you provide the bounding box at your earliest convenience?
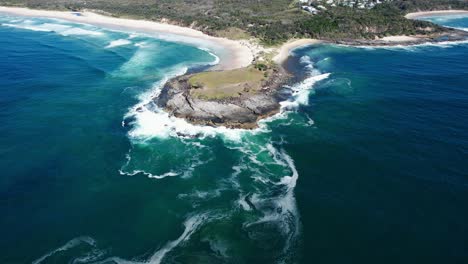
[1,13,468,264]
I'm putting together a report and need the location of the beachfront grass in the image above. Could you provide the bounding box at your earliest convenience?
[188,67,267,100]
[215,27,251,40]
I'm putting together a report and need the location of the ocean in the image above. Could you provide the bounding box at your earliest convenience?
[0,13,467,264]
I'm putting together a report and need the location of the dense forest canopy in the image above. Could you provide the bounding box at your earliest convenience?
[1,0,467,44]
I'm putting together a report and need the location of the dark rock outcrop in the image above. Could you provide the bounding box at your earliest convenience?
[154,67,290,129]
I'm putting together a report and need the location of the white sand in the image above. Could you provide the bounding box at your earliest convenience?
[0,6,253,70]
[379,35,419,42]
[406,10,468,19]
[273,39,322,64]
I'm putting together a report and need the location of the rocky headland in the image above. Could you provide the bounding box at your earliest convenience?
[154,66,290,129]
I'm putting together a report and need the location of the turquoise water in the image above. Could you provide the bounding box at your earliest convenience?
[1,14,468,264]
[419,14,468,30]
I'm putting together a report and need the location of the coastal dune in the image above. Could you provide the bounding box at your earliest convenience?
[0,6,253,70]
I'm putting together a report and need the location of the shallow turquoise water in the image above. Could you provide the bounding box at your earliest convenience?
[1,14,468,264]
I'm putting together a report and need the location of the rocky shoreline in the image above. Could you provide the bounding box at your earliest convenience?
[330,28,468,46]
[153,66,291,129]
[152,28,468,130]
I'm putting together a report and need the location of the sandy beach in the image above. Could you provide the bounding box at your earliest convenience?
[0,6,253,70]
[379,35,419,42]
[406,10,468,19]
[273,39,322,65]
[4,6,465,71]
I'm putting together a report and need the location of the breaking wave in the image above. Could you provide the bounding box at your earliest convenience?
[106,39,132,48]
[1,19,104,37]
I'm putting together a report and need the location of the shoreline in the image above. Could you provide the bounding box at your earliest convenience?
[0,6,253,71]
[2,6,467,129]
[0,5,313,130]
[406,10,468,19]
[2,6,466,71]
[273,39,323,66]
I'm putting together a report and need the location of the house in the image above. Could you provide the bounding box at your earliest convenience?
[302,5,318,14]
[317,5,327,10]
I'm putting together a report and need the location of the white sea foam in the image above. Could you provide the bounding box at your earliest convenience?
[106,39,132,48]
[205,238,229,258]
[32,236,96,264]
[128,33,139,39]
[198,47,220,65]
[123,39,328,142]
[119,169,179,179]
[349,39,468,51]
[125,77,250,142]
[304,114,315,127]
[280,73,330,110]
[2,20,104,37]
[82,214,210,264]
[237,193,253,211]
[258,55,330,128]
[115,42,163,78]
[134,42,147,47]
[2,23,50,32]
[59,27,103,36]
[93,257,140,264]
[71,248,108,263]
[35,22,71,32]
[148,214,207,264]
[118,149,180,179]
[243,147,301,258]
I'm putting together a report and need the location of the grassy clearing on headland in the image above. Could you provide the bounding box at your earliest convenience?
[1,0,467,45]
[188,66,268,100]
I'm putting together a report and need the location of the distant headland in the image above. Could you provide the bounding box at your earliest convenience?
[1,2,467,128]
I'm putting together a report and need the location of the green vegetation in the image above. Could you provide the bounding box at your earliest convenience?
[392,0,468,12]
[188,67,267,99]
[292,4,441,41]
[214,27,251,40]
[1,0,466,44]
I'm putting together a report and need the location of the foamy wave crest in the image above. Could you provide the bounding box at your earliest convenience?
[128,33,139,39]
[123,64,252,142]
[351,39,468,51]
[258,56,330,127]
[114,42,164,78]
[2,19,104,37]
[106,39,132,48]
[2,23,50,32]
[61,27,103,36]
[198,47,220,65]
[280,55,330,110]
[126,104,248,141]
[33,22,71,32]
